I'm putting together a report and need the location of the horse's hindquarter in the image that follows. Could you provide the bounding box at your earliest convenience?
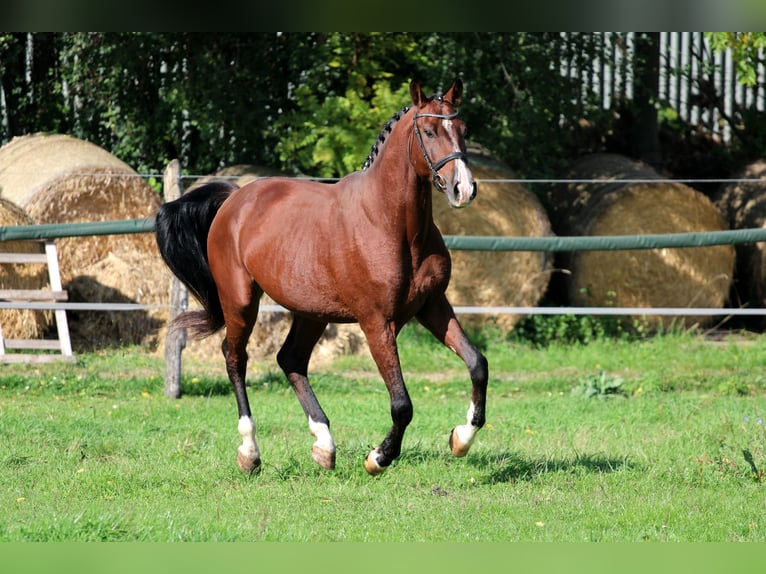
[213,179,350,319]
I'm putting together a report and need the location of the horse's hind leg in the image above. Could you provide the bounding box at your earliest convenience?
[417,295,488,457]
[220,289,262,473]
[276,316,335,469]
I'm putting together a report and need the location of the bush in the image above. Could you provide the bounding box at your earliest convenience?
[509,313,647,347]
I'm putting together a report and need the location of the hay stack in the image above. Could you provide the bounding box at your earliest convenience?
[432,146,553,329]
[0,133,165,348]
[0,198,48,339]
[715,159,766,311]
[547,153,734,329]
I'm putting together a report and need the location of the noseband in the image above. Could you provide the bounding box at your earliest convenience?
[412,110,468,193]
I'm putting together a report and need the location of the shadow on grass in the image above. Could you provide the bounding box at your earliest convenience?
[398,447,638,484]
[471,451,638,484]
[179,371,287,397]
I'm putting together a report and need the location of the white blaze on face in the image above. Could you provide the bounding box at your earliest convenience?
[442,118,475,207]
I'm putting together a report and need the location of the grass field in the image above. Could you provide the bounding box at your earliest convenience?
[1,325,765,542]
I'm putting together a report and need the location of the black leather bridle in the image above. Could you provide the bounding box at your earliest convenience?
[412,109,468,193]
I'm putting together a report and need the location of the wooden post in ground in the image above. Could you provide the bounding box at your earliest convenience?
[163,159,187,398]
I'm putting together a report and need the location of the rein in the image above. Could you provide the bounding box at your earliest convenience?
[412,109,467,193]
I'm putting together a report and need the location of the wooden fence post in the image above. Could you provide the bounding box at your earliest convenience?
[163,159,187,398]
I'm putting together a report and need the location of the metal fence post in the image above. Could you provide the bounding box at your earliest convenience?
[162,159,187,398]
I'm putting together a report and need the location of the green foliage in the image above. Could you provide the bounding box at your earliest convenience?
[2,32,764,183]
[509,313,644,347]
[0,33,68,137]
[275,80,411,177]
[572,370,625,399]
[0,32,631,180]
[430,33,618,178]
[271,33,432,177]
[57,33,296,175]
[707,32,766,87]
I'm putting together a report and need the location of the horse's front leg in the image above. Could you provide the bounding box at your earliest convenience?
[417,295,488,457]
[359,319,413,476]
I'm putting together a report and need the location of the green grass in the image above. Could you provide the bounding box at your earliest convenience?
[1,327,765,541]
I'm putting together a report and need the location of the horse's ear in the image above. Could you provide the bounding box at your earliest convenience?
[409,80,426,106]
[444,78,463,106]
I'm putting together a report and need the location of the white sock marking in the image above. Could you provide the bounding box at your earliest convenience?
[308,416,336,454]
[238,415,260,460]
[454,401,479,447]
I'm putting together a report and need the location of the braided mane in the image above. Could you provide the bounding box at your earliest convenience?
[361,105,412,171]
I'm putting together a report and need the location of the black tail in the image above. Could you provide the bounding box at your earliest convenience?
[155,180,238,338]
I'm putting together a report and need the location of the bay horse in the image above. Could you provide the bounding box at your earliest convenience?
[155,78,488,475]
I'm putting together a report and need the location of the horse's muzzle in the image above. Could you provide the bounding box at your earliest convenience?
[447,177,477,208]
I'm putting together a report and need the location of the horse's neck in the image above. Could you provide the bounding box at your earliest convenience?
[358,152,436,249]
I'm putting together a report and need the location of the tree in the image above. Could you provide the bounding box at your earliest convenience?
[59,33,295,175]
[0,33,66,140]
[426,33,618,177]
[707,32,766,86]
[271,33,431,177]
[631,32,663,169]
[2,33,762,182]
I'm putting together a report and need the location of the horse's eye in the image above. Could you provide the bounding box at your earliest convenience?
[424,129,435,138]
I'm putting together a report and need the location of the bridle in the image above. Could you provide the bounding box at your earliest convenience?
[412,107,468,193]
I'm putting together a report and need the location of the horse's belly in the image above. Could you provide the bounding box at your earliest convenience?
[254,262,358,324]
[270,292,357,324]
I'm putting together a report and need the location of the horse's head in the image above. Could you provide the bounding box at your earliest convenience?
[410,78,477,208]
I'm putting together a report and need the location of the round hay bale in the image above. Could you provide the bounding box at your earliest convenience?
[0,133,162,283]
[0,198,48,339]
[546,153,734,329]
[432,145,553,330]
[714,159,766,312]
[0,133,165,349]
[66,251,171,349]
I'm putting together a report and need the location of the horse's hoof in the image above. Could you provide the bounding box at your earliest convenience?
[237,451,262,474]
[312,445,336,470]
[363,449,387,476]
[449,427,472,457]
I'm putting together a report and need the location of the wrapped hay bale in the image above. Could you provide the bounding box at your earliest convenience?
[0,133,165,348]
[0,198,48,339]
[714,159,766,311]
[432,146,553,330]
[547,153,734,329]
